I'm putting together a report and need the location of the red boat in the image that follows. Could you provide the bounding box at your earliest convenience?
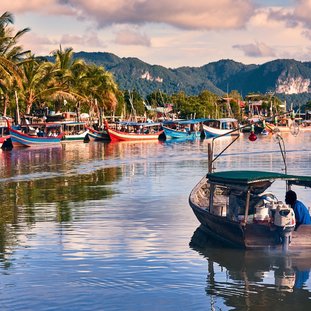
[105,120,163,142]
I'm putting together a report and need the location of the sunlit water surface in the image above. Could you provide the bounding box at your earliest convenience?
[0,132,310,310]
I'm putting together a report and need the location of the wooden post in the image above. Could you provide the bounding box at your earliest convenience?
[243,189,251,226]
[208,142,213,173]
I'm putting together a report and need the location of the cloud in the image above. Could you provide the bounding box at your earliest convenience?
[18,32,57,54]
[18,31,106,55]
[114,29,151,46]
[233,42,276,57]
[293,0,311,28]
[60,32,106,48]
[266,0,311,30]
[0,0,256,30]
[72,0,256,30]
[302,30,311,40]
[0,0,74,16]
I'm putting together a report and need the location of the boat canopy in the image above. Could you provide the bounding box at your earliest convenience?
[117,121,162,127]
[60,122,86,126]
[203,118,237,123]
[163,118,210,125]
[207,170,311,192]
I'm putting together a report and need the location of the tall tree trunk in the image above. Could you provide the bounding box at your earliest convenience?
[15,90,21,124]
[3,95,9,116]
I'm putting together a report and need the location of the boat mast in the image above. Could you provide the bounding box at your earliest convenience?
[128,90,137,122]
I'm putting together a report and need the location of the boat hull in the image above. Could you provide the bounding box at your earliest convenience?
[162,126,203,140]
[9,128,63,147]
[203,125,232,138]
[62,130,89,141]
[0,135,10,144]
[189,175,311,250]
[203,118,239,138]
[86,127,110,141]
[107,127,163,142]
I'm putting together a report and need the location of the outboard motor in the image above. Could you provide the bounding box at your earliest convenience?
[269,202,296,251]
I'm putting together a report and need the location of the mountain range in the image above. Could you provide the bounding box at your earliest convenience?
[71,51,311,105]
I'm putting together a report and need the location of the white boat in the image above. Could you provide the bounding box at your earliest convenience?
[61,122,89,141]
[202,118,239,138]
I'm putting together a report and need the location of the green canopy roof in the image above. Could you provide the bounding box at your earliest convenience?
[207,170,311,188]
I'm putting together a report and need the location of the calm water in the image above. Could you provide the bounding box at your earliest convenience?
[0,132,310,311]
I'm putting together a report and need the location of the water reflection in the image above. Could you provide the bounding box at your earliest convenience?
[0,152,121,271]
[190,226,311,310]
[0,133,310,310]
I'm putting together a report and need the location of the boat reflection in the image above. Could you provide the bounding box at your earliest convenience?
[189,226,311,309]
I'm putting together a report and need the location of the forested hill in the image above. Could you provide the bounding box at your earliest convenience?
[72,51,311,103]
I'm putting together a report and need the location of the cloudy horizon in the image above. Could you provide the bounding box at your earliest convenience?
[1,0,311,68]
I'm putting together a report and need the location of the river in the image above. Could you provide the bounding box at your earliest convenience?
[0,131,310,310]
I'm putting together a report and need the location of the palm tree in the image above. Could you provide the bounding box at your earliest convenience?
[0,11,30,115]
[83,64,118,117]
[18,54,65,114]
[0,12,30,61]
[50,47,119,118]
[48,46,88,113]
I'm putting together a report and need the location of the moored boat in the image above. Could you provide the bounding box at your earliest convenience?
[85,126,110,142]
[202,118,239,138]
[162,118,207,140]
[189,170,311,250]
[105,120,163,142]
[7,122,64,147]
[61,121,89,141]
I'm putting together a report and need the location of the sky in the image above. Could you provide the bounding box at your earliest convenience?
[1,0,311,68]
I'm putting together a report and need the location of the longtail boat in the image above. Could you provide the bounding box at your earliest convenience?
[105,120,163,142]
[202,118,239,138]
[162,118,207,140]
[7,121,64,147]
[85,126,110,141]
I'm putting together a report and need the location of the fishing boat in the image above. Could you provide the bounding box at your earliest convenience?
[85,126,110,142]
[202,118,239,138]
[189,170,311,250]
[7,122,64,147]
[61,121,89,141]
[105,120,163,142]
[161,118,207,140]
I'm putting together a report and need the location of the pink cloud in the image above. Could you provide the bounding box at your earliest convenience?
[233,42,276,57]
[115,30,151,46]
[65,0,256,30]
[60,33,106,48]
[0,0,74,16]
[18,32,57,54]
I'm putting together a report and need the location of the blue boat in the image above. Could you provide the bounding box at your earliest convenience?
[162,118,208,140]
